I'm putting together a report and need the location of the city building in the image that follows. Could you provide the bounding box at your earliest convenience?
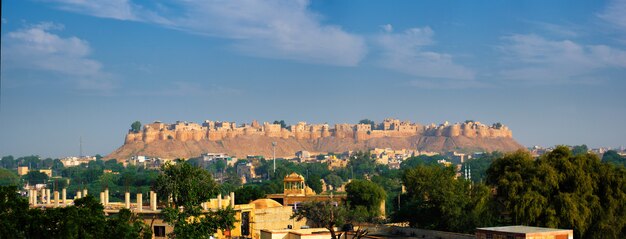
[476,226,573,239]
[59,156,96,167]
[17,166,29,176]
[260,228,331,239]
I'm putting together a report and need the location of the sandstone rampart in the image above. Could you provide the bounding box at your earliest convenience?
[124,118,513,144]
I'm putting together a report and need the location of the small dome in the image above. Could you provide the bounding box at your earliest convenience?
[251,199,282,209]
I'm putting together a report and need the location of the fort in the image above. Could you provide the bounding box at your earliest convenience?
[109,118,522,160]
[124,118,513,144]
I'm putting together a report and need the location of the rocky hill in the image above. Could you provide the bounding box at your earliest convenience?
[106,118,524,160]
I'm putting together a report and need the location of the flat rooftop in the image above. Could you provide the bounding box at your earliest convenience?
[476,225,572,234]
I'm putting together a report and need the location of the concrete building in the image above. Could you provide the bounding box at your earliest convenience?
[476,226,573,239]
[59,156,96,167]
[260,228,331,239]
[39,169,53,177]
[17,166,29,176]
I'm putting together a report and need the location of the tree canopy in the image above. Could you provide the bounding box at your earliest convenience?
[396,164,493,233]
[345,180,386,220]
[602,150,626,167]
[291,200,348,239]
[0,168,19,186]
[0,186,151,239]
[154,161,236,238]
[131,121,142,133]
[486,147,626,238]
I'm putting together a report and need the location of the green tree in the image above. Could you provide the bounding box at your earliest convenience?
[486,147,626,238]
[154,160,218,207]
[461,152,503,183]
[131,121,142,133]
[17,156,41,169]
[345,180,386,220]
[154,161,236,238]
[397,164,494,233]
[1,156,15,169]
[234,186,265,204]
[324,174,344,189]
[0,186,30,238]
[23,171,49,184]
[400,155,442,170]
[106,209,152,239]
[0,168,19,186]
[602,150,625,167]
[306,174,323,194]
[347,151,377,179]
[291,201,348,239]
[572,144,589,156]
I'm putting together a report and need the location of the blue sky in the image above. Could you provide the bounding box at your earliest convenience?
[1,0,626,157]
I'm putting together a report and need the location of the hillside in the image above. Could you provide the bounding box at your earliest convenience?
[106,134,524,160]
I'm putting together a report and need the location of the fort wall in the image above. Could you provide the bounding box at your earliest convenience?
[124,118,513,144]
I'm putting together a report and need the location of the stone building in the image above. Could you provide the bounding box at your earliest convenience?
[266,173,344,207]
[476,226,573,239]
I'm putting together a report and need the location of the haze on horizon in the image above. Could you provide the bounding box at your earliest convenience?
[1,0,626,158]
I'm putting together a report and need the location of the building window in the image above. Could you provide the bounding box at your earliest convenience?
[486,234,493,239]
[154,226,166,237]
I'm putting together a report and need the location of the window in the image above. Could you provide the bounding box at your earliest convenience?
[486,234,493,239]
[154,226,166,237]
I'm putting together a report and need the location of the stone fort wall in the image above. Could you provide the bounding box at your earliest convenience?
[124,119,513,144]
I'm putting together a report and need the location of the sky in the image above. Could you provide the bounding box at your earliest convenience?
[1,0,626,158]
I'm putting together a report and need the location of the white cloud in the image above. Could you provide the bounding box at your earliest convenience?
[45,0,366,66]
[376,26,475,81]
[381,24,393,33]
[599,0,626,31]
[47,0,137,21]
[499,34,626,84]
[129,82,242,97]
[1,22,115,90]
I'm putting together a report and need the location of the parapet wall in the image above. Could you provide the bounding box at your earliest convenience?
[124,119,513,144]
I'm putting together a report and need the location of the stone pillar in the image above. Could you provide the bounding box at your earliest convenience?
[29,189,34,205]
[150,191,157,211]
[83,189,88,197]
[76,191,82,199]
[136,193,143,212]
[62,188,67,205]
[100,192,105,205]
[104,188,109,206]
[46,189,51,206]
[217,194,222,208]
[33,189,38,206]
[40,189,45,205]
[202,202,207,211]
[125,192,130,209]
[230,192,235,207]
[54,191,59,208]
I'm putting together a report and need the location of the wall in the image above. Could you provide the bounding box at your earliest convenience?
[124,119,513,144]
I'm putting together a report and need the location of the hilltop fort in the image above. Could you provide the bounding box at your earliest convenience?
[109,118,522,160]
[125,118,513,143]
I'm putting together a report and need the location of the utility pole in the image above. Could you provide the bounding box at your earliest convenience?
[272,142,277,175]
